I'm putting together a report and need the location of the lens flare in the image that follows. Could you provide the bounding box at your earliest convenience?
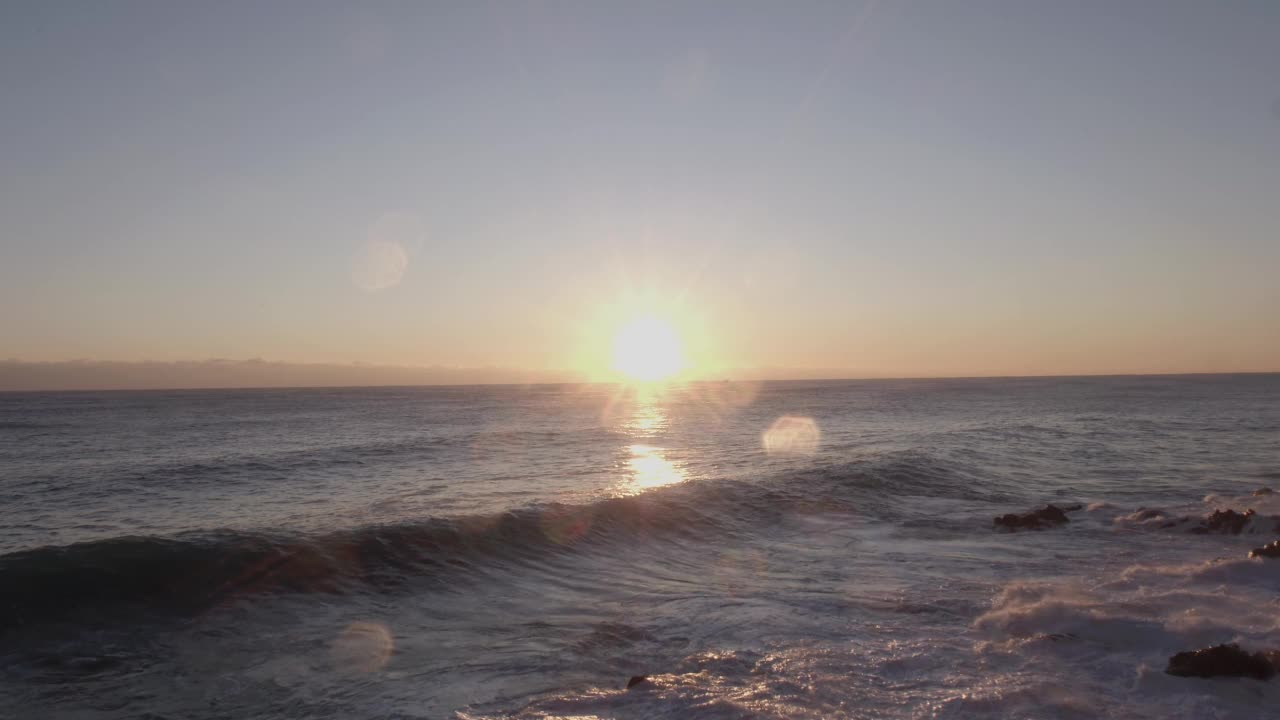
[330,621,394,674]
[713,548,769,597]
[762,416,820,455]
[351,212,422,292]
[540,504,594,545]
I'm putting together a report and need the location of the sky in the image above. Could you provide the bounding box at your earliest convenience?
[2,1,1278,388]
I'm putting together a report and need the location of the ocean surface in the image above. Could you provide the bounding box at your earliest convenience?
[2,375,1279,719]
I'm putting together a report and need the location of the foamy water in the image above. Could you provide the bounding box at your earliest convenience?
[1,376,1278,718]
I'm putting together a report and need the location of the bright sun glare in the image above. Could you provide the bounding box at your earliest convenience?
[612,316,683,382]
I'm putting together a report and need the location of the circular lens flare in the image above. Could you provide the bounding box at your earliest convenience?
[330,621,394,674]
[612,316,682,382]
[762,416,820,455]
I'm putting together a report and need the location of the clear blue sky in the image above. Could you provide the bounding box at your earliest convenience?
[2,1,1277,380]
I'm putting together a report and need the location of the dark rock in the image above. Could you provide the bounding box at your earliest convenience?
[1153,508,1280,534]
[1059,503,1084,512]
[1166,643,1278,680]
[1250,540,1280,559]
[626,675,650,689]
[1254,487,1274,496]
[1190,509,1255,535]
[994,504,1070,531]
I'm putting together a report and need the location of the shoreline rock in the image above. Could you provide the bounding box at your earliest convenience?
[1166,644,1279,680]
[993,504,1074,531]
[1250,540,1280,559]
[1186,508,1255,534]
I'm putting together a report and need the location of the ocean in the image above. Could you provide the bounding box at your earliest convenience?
[1,375,1278,719]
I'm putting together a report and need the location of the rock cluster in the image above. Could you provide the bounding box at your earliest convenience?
[1250,540,1280,559]
[1166,644,1279,680]
[993,504,1078,531]
[1188,508,1256,534]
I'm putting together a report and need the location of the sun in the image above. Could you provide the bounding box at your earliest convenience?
[612,315,683,382]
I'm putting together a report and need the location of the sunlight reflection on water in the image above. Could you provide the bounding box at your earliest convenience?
[614,393,688,494]
[625,443,686,492]
[623,402,669,435]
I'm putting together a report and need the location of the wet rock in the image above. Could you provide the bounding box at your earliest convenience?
[1058,503,1084,512]
[993,504,1070,531]
[626,675,650,689]
[1254,487,1274,496]
[1166,643,1279,680]
[1250,540,1280,559]
[1189,509,1255,535]
[1154,507,1280,534]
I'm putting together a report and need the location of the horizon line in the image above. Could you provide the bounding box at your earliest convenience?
[1,367,1276,394]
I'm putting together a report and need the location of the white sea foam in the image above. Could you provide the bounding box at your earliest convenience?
[970,549,1280,719]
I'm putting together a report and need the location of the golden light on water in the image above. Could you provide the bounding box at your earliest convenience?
[623,400,669,434]
[611,315,683,382]
[626,443,685,492]
[607,392,689,495]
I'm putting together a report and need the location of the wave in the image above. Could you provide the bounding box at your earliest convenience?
[0,498,715,631]
[0,452,984,630]
[972,558,1280,672]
